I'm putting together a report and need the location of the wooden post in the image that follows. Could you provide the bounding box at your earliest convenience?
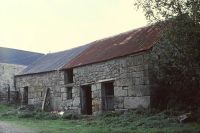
[42,88,47,111]
[42,88,50,111]
[7,84,10,103]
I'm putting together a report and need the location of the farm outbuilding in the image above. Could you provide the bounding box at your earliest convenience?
[15,45,90,111]
[15,24,161,115]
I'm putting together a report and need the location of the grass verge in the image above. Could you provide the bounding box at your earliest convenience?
[0,104,200,133]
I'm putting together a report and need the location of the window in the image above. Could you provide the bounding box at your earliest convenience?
[64,69,74,84]
[67,87,72,99]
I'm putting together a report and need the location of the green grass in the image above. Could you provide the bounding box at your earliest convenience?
[0,104,17,114]
[0,104,200,133]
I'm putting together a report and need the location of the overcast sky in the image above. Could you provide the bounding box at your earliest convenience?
[0,0,147,54]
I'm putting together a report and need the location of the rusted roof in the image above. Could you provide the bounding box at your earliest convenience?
[64,25,161,69]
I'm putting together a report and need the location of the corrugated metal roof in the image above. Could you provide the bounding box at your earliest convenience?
[18,44,90,75]
[0,47,44,65]
[64,25,161,69]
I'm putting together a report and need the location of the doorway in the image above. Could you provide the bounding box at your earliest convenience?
[81,85,92,115]
[23,86,28,105]
[102,81,114,111]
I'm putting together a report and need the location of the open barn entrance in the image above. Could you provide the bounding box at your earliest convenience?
[81,85,92,115]
[23,86,28,105]
[102,81,114,111]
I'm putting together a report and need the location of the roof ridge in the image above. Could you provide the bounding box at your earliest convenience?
[0,46,44,55]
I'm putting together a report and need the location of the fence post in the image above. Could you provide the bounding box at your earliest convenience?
[7,84,10,103]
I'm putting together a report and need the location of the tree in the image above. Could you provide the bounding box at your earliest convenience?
[134,0,200,24]
[134,0,200,110]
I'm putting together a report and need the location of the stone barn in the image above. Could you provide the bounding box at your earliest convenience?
[15,24,161,115]
[0,47,43,103]
[15,45,90,110]
[62,25,161,115]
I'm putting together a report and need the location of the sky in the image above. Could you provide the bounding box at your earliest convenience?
[0,0,147,54]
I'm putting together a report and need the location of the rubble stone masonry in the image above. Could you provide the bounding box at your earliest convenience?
[71,51,151,115]
[0,63,26,102]
[15,71,65,110]
[15,51,152,115]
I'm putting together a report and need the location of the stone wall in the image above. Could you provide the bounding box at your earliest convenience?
[15,70,81,113]
[15,51,152,115]
[0,63,26,103]
[15,71,66,110]
[71,51,151,115]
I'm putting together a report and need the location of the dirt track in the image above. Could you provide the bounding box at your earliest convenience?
[0,121,36,133]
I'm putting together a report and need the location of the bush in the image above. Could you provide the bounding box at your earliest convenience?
[45,113,60,120]
[34,112,50,119]
[62,112,80,120]
[99,111,121,118]
[17,111,36,118]
[18,105,35,111]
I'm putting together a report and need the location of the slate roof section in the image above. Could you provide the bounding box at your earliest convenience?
[64,25,161,69]
[18,44,90,75]
[0,47,44,65]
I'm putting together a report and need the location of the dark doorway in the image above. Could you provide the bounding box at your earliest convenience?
[81,85,92,115]
[23,86,28,105]
[102,81,114,111]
